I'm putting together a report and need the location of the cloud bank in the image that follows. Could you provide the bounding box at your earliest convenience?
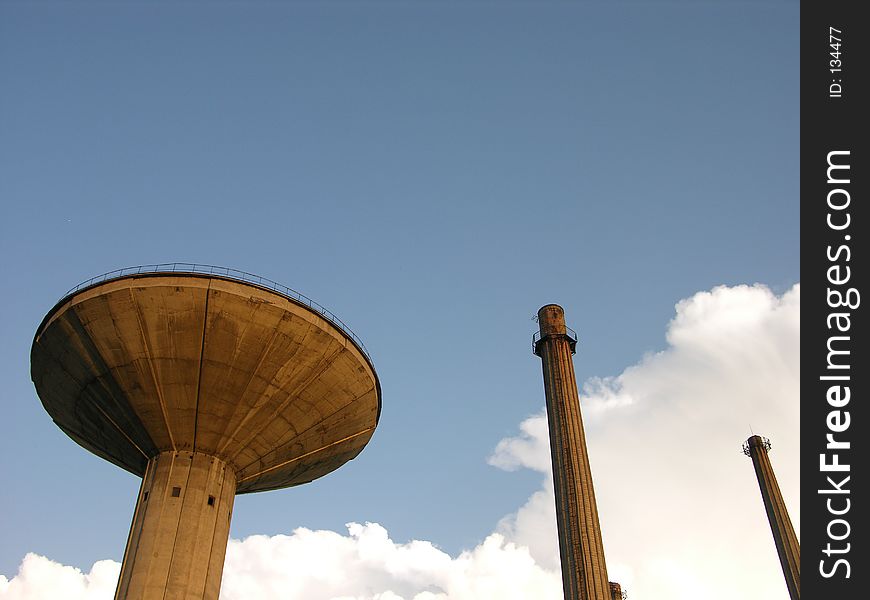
[1,529,559,600]
[0,554,120,600]
[2,283,799,600]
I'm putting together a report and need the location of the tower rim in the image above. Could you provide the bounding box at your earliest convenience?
[35,263,375,370]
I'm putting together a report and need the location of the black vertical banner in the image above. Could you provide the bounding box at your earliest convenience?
[802,1,867,597]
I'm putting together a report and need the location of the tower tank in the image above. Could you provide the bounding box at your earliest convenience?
[30,265,381,600]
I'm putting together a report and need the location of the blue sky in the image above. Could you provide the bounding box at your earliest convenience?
[1,2,798,598]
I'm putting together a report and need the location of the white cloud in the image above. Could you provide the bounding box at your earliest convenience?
[1,528,560,600]
[0,554,120,600]
[2,283,799,600]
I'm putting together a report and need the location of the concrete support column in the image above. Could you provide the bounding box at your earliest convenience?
[535,304,610,600]
[744,436,800,600]
[115,451,237,600]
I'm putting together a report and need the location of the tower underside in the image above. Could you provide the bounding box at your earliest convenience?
[31,274,380,492]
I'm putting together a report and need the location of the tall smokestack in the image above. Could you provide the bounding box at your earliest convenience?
[743,435,800,600]
[608,582,624,600]
[534,304,610,600]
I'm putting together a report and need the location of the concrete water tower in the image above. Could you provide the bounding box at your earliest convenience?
[30,265,381,600]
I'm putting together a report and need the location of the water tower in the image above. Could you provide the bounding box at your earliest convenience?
[30,265,381,600]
